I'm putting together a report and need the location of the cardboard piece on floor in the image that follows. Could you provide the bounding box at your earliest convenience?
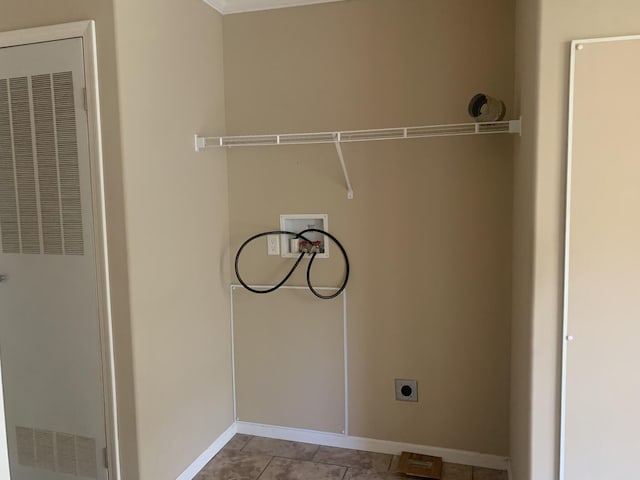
[396,452,443,479]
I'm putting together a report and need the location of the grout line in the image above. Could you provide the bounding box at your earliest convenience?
[239,434,253,452]
[269,449,360,472]
[311,458,352,468]
[272,455,316,462]
[310,443,321,462]
[255,455,275,480]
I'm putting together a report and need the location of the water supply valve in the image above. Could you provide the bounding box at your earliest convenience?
[300,240,322,254]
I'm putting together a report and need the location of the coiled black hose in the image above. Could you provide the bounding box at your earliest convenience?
[234,228,349,300]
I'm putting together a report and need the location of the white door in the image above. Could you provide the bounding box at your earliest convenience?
[562,36,640,480]
[0,38,108,479]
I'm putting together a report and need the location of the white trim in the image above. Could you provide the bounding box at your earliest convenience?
[83,21,122,479]
[231,284,339,291]
[0,20,120,479]
[0,21,91,47]
[229,285,238,421]
[0,362,9,479]
[202,0,345,15]
[176,423,237,480]
[559,39,579,480]
[201,0,226,13]
[342,289,349,436]
[236,421,510,471]
[571,34,640,45]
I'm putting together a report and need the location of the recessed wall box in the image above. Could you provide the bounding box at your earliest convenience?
[395,378,418,402]
[280,214,329,259]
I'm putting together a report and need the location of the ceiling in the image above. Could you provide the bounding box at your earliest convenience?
[203,0,345,15]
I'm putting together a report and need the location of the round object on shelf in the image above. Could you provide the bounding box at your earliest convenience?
[468,93,506,122]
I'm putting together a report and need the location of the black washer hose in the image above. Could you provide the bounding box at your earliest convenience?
[234,228,350,300]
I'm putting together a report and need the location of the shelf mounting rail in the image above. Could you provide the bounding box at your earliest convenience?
[195,119,522,199]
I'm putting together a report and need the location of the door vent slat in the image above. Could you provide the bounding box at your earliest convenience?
[15,426,36,467]
[16,426,98,478]
[10,76,40,254]
[34,429,55,471]
[32,73,63,255]
[53,71,84,256]
[0,71,84,255]
[0,79,20,253]
[56,432,77,475]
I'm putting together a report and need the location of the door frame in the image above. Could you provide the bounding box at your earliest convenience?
[0,21,120,479]
[560,33,640,480]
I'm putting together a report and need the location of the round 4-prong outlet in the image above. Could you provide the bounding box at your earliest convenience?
[394,379,418,402]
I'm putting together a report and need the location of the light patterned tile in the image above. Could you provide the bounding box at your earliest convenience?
[443,462,473,480]
[197,450,271,480]
[313,446,392,471]
[223,434,253,452]
[242,435,319,460]
[472,466,508,480]
[344,467,409,479]
[193,436,484,480]
[259,457,346,480]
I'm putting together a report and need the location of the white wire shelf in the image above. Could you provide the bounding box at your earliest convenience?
[194,119,522,199]
[195,119,520,149]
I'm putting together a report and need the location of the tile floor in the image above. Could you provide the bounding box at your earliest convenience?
[195,434,508,480]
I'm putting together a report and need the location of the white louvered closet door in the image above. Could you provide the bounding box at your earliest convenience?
[0,38,108,480]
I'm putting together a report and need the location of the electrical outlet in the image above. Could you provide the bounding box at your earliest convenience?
[267,235,280,256]
[395,379,418,402]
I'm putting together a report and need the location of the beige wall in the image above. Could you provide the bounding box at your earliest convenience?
[0,2,139,477]
[233,288,346,433]
[112,0,233,478]
[224,0,514,456]
[518,1,640,479]
[510,0,540,478]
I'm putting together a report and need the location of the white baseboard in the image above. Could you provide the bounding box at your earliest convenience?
[177,423,237,480]
[235,421,509,471]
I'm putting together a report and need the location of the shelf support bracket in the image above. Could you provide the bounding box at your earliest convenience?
[334,135,354,200]
[509,117,522,135]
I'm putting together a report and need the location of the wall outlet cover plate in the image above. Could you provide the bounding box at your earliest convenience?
[395,378,418,402]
